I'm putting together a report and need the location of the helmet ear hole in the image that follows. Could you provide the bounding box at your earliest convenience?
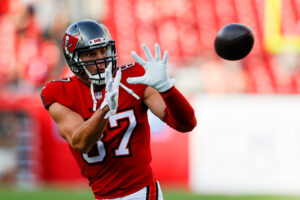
[78,70,86,78]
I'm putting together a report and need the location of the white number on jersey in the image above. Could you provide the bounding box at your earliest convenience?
[82,109,137,164]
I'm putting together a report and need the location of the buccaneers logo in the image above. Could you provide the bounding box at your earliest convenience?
[62,33,79,53]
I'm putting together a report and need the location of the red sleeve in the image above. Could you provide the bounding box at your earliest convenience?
[41,82,59,110]
[161,86,197,132]
[40,78,74,110]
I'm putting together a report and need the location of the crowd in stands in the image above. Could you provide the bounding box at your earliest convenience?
[1,0,300,95]
[0,1,62,92]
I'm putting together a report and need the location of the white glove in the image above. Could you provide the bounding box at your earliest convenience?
[100,63,122,119]
[127,43,174,92]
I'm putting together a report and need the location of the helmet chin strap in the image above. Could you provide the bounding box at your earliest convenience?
[83,66,105,85]
[83,66,105,111]
[90,82,97,111]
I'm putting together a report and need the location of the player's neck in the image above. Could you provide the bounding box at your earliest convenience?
[93,84,105,92]
[79,77,105,91]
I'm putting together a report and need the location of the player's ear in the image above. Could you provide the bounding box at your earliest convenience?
[78,70,87,78]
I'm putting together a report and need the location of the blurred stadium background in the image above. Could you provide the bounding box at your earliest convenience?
[1,0,300,199]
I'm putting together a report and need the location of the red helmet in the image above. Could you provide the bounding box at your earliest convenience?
[62,19,117,85]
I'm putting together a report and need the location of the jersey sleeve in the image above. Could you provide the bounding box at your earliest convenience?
[40,78,74,110]
[41,82,58,110]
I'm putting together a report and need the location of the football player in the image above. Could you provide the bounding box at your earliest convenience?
[41,19,196,200]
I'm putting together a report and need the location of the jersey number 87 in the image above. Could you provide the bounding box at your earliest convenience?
[82,109,137,164]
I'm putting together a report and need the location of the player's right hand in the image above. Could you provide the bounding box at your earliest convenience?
[100,63,121,119]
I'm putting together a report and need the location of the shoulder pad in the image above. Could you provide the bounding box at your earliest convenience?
[50,77,72,83]
[40,76,74,110]
[119,63,136,71]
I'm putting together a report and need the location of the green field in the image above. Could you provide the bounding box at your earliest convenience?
[0,187,299,200]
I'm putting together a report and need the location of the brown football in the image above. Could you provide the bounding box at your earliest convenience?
[214,23,254,60]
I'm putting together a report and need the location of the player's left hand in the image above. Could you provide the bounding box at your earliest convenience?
[100,63,121,119]
[127,43,174,92]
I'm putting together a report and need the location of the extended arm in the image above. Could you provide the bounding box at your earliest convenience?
[49,63,121,153]
[128,43,197,132]
[49,103,109,153]
[144,86,196,132]
[160,87,196,132]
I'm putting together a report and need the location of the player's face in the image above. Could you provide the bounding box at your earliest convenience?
[80,47,108,75]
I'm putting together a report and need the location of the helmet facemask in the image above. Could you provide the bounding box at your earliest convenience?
[74,43,117,85]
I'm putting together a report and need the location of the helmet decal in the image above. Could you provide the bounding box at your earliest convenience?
[63,33,79,53]
[88,38,103,45]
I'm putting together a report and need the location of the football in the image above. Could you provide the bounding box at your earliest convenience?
[214,23,254,60]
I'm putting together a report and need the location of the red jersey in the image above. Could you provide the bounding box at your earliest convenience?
[41,63,155,199]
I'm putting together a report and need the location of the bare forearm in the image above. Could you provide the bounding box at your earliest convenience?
[71,106,109,152]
